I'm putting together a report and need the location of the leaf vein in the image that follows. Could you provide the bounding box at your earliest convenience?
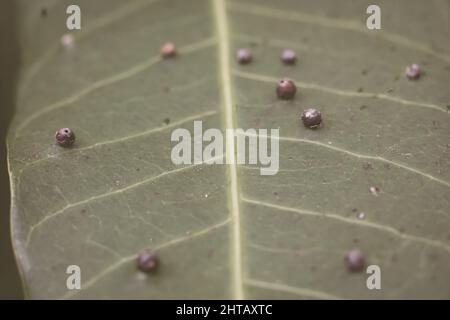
[62,218,231,299]
[15,37,217,137]
[245,278,341,300]
[16,110,218,177]
[242,133,450,188]
[21,0,163,91]
[214,0,244,300]
[243,197,450,253]
[25,156,223,246]
[228,2,450,64]
[233,70,448,113]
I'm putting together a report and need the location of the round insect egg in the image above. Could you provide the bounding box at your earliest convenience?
[301,108,322,128]
[345,249,365,272]
[55,128,75,147]
[60,34,75,48]
[137,249,159,273]
[281,49,296,64]
[276,78,297,99]
[160,42,176,58]
[405,64,421,80]
[236,48,252,64]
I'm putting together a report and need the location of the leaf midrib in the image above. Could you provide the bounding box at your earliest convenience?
[213,0,244,300]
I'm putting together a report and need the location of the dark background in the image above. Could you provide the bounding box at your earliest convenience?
[0,0,23,299]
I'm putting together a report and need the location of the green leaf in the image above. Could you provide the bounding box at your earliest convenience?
[8,0,450,299]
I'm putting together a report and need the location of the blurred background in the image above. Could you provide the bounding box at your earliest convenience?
[0,0,23,299]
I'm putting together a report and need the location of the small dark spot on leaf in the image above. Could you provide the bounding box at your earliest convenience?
[163,86,170,93]
[369,186,381,196]
[399,227,406,233]
[163,118,170,125]
[384,163,391,170]
[154,192,160,196]
[40,8,47,17]
[273,192,278,196]
[352,208,358,213]
[353,238,359,243]
[446,105,450,112]
[357,87,364,93]
[361,69,368,76]
[136,168,140,172]
[387,88,394,93]
[363,163,373,170]
[81,209,86,214]
[360,105,367,110]
[427,253,439,261]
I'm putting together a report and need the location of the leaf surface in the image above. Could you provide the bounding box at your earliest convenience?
[8,0,450,299]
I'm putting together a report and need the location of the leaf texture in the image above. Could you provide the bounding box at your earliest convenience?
[7,0,450,299]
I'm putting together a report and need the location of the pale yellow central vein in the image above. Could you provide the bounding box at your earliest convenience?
[214,0,244,300]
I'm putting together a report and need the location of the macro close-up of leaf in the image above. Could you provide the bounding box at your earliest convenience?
[6,0,450,299]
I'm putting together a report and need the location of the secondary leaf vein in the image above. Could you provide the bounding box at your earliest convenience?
[234,70,448,113]
[63,218,231,299]
[243,133,450,188]
[243,197,450,253]
[245,278,341,300]
[15,37,217,137]
[25,156,223,246]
